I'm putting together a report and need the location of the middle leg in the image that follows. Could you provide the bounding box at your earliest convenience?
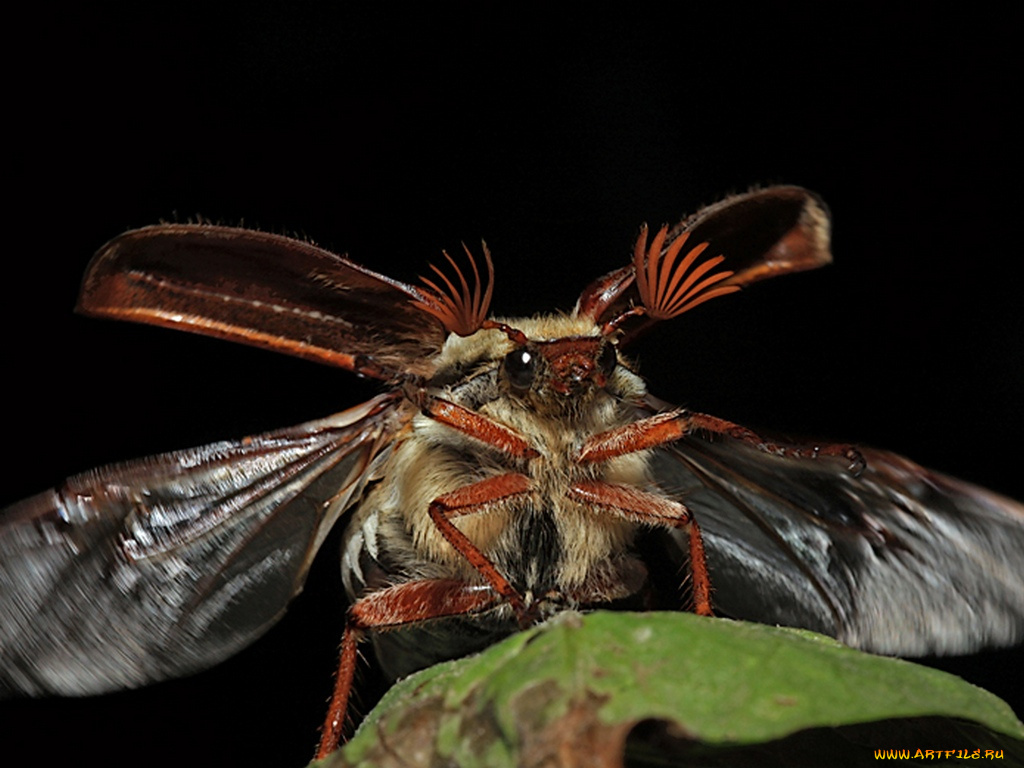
[567,480,712,616]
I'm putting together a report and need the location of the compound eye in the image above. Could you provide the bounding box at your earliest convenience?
[504,348,536,390]
[598,343,618,376]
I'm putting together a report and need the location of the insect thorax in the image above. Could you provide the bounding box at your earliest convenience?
[342,313,657,604]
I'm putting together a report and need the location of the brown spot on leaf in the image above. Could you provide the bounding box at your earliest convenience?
[509,682,632,768]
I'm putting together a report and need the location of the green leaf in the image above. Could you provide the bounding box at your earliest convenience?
[323,612,1024,767]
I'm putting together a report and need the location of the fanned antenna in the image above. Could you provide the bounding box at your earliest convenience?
[634,223,740,320]
[410,242,494,336]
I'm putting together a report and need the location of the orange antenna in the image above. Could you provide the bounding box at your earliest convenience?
[634,223,740,320]
[411,242,494,336]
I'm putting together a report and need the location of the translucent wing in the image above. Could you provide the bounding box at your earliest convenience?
[0,393,406,697]
[650,428,1024,655]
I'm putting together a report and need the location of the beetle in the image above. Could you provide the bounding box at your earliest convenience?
[2,186,1022,757]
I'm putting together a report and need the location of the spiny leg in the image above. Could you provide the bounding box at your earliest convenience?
[578,408,864,473]
[415,392,539,459]
[316,579,505,758]
[427,472,533,616]
[568,480,712,616]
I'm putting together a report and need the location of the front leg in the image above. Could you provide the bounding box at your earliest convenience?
[416,391,539,459]
[577,408,865,473]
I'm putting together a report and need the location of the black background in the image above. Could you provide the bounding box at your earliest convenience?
[4,6,1021,766]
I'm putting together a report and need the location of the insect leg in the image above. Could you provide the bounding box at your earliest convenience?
[578,409,865,473]
[428,473,534,615]
[317,578,504,758]
[567,480,712,616]
[420,395,540,459]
